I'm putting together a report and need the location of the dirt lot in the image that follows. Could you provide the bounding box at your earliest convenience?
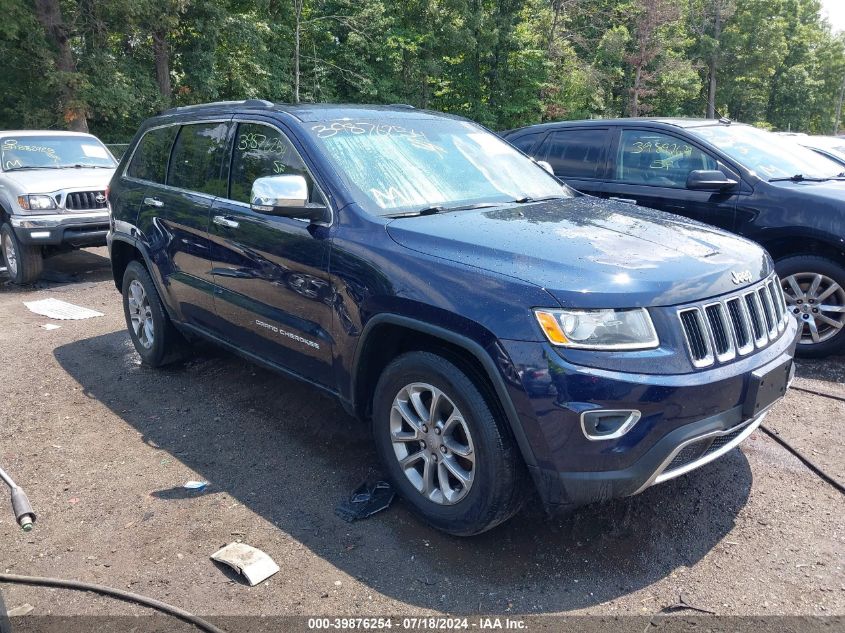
[1,248,843,621]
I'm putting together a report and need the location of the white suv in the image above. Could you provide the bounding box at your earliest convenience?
[0,131,116,283]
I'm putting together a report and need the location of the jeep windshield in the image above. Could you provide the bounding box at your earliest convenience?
[688,124,843,181]
[1,136,116,171]
[305,118,572,216]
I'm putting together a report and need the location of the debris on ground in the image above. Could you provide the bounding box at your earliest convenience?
[40,324,61,331]
[23,298,104,320]
[6,603,34,617]
[183,481,209,491]
[210,542,280,586]
[335,479,395,523]
[660,593,716,615]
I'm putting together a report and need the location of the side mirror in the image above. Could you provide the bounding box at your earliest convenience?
[686,170,739,192]
[536,160,554,175]
[251,175,329,223]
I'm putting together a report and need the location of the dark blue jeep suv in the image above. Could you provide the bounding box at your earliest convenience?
[107,101,798,535]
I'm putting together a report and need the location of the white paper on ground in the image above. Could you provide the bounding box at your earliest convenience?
[24,298,104,320]
[210,542,280,586]
[41,323,61,330]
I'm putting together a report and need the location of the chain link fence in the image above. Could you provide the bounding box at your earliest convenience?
[105,143,131,160]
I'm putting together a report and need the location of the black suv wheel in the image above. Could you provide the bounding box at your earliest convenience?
[777,255,845,357]
[1,223,43,284]
[122,260,187,366]
[372,352,526,536]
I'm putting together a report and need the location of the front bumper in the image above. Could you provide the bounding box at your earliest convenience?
[11,211,110,247]
[500,316,799,509]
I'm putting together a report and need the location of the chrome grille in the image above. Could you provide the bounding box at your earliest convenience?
[678,274,788,367]
[65,191,107,210]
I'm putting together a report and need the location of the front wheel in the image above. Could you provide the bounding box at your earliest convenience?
[372,352,526,536]
[1,223,43,284]
[776,255,845,358]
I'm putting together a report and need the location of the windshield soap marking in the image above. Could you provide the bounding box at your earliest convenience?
[1,139,60,163]
[311,122,446,155]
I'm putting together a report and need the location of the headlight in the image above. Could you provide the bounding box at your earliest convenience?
[534,308,659,350]
[18,195,57,211]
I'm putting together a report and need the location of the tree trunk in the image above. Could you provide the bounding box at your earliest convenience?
[706,3,722,119]
[152,29,172,104]
[294,0,302,103]
[630,66,642,117]
[34,0,88,131]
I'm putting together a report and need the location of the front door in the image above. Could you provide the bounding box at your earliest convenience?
[209,120,335,386]
[603,128,739,232]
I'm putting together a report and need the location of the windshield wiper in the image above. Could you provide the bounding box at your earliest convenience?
[769,174,837,183]
[68,163,113,169]
[385,202,499,218]
[2,165,62,172]
[512,195,567,203]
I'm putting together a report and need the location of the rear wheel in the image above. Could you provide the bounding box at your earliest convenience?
[1,223,43,284]
[776,255,845,357]
[372,351,526,536]
[122,260,187,366]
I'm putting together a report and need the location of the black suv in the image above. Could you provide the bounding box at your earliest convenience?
[504,119,845,357]
[108,102,797,535]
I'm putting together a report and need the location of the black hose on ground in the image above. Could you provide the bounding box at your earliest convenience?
[791,384,845,404]
[760,424,845,496]
[0,574,226,633]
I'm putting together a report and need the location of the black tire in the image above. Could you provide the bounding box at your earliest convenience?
[1,223,43,284]
[776,255,845,358]
[372,351,527,536]
[122,260,187,367]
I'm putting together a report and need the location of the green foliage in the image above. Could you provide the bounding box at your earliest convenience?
[1,0,843,138]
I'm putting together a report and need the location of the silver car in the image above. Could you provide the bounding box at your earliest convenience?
[0,131,116,283]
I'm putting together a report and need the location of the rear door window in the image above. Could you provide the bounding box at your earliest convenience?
[537,129,609,179]
[616,129,718,188]
[126,126,178,184]
[166,122,230,196]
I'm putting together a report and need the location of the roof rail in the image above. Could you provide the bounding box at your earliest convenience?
[388,103,416,109]
[162,99,274,115]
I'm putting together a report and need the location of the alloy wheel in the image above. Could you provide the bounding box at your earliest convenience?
[127,279,155,349]
[2,233,18,278]
[782,272,845,345]
[390,382,476,505]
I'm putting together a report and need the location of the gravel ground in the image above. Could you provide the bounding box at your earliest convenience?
[0,248,843,621]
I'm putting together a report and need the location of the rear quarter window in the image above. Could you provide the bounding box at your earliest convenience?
[126,126,178,184]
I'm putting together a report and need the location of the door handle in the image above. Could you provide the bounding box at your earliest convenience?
[213,215,240,229]
[609,197,638,205]
[143,197,164,208]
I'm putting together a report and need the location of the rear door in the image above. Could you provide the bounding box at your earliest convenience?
[151,120,230,327]
[208,118,335,386]
[603,127,739,231]
[533,128,611,196]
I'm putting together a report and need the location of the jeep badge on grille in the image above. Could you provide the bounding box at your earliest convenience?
[731,270,754,285]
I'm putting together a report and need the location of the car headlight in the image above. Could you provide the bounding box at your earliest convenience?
[534,308,659,350]
[18,195,57,211]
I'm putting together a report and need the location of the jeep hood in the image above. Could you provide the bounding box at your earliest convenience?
[385,197,772,308]
[3,168,114,194]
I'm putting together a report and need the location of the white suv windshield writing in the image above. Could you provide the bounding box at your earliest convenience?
[689,125,842,180]
[306,118,571,216]
[1,136,116,171]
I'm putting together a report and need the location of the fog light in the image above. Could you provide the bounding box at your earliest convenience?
[581,409,641,441]
[30,231,51,239]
